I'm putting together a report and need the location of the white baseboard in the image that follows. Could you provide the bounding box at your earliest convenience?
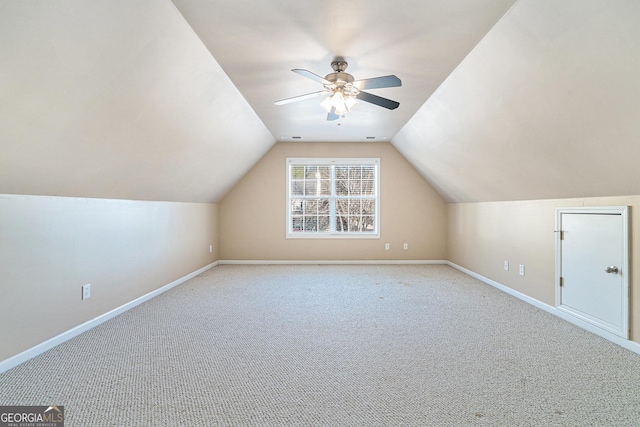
[447,261,640,356]
[0,261,219,374]
[219,259,448,265]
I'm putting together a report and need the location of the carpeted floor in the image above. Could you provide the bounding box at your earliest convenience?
[1,265,640,426]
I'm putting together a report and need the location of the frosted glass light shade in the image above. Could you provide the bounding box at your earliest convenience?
[319,90,358,116]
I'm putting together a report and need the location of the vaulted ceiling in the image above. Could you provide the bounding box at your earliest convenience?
[1,0,639,203]
[171,0,516,143]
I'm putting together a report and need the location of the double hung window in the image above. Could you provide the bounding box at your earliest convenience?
[286,158,380,238]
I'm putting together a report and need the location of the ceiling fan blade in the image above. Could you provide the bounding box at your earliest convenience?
[327,107,340,121]
[353,75,401,90]
[292,69,332,85]
[356,91,400,110]
[274,90,329,105]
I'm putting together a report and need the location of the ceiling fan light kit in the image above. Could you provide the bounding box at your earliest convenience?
[319,90,358,115]
[275,60,401,121]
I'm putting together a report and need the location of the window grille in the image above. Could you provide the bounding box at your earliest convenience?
[287,158,380,238]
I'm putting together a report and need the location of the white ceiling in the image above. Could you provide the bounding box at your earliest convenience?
[2,0,640,203]
[172,0,517,142]
[393,0,640,202]
[0,0,274,203]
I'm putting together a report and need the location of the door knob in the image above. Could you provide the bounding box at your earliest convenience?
[605,266,619,274]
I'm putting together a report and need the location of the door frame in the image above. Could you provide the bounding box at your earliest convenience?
[555,206,630,338]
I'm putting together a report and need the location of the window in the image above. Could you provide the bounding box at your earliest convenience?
[286,158,380,238]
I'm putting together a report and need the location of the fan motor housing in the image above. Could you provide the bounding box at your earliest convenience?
[324,72,355,85]
[325,60,354,86]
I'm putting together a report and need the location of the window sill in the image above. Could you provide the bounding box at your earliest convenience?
[286,233,380,239]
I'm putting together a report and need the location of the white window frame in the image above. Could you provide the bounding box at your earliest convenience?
[286,157,380,239]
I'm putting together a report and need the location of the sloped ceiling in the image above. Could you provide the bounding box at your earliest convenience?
[0,0,274,203]
[171,0,516,143]
[394,0,640,202]
[2,0,639,204]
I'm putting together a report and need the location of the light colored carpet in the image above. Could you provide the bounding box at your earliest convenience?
[1,265,640,426]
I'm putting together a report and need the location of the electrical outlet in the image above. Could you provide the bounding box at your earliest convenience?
[82,284,91,300]
[384,243,390,251]
[209,245,213,253]
[519,265,525,276]
[403,243,408,250]
[504,261,509,271]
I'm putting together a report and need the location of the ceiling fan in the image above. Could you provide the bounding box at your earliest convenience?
[274,60,401,121]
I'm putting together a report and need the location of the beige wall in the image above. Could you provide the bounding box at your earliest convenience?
[448,196,640,344]
[0,194,219,361]
[219,142,447,261]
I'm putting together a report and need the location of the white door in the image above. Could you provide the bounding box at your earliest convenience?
[556,207,629,338]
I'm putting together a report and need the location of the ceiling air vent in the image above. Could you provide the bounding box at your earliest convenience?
[281,136,303,140]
